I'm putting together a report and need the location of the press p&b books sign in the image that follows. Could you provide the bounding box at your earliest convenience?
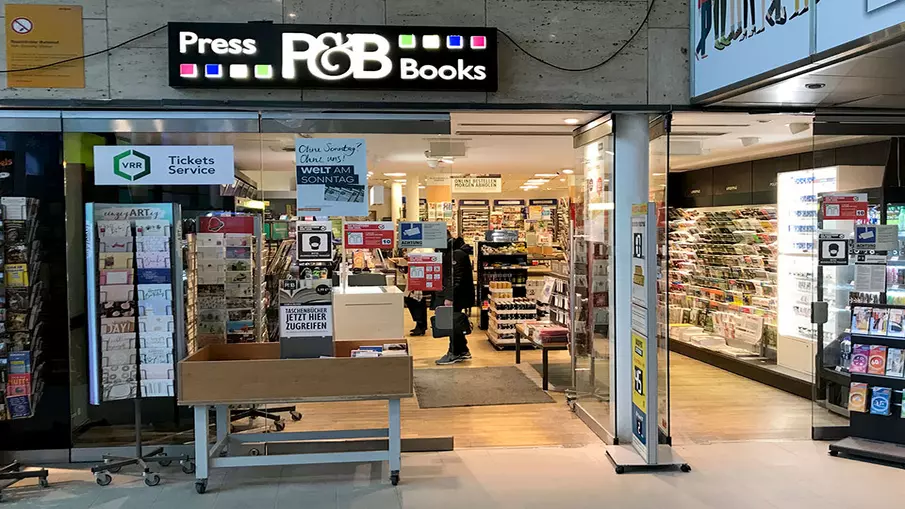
[94,145,234,185]
[296,138,368,217]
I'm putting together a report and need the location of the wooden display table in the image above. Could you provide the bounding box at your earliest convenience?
[514,323,569,391]
[333,285,404,340]
[178,342,413,493]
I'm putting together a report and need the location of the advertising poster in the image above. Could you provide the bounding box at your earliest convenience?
[691,0,810,96]
[297,221,334,262]
[631,332,648,448]
[94,145,235,186]
[295,138,368,217]
[5,4,84,88]
[817,0,905,52]
[399,221,447,248]
[344,221,395,249]
[280,305,333,338]
[407,253,443,291]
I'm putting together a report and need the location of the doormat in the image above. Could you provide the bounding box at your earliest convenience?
[413,366,554,409]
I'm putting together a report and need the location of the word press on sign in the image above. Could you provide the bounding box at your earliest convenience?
[296,138,368,217]
[344,222,395,249]
[823,194,868,222]
[94,146,234,186]
[451,177,501,193]
[168,22,497,91]
[399,221,447,248]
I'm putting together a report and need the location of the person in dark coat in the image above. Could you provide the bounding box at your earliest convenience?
[435,237,475,364]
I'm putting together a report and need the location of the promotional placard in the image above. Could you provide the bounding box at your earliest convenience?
[823,194,869,222]
[167,22,498,92]
[344,221,395,249]
[94,146,235,186]
[452,177,501,193]
[280,305,333,338]
[855,224,899,251]
[818,232,849,266]
[631,332,647,447]
[297,221,334,262]
[407,253,443,291]
[399,221,447,248]
[296,138,368,217]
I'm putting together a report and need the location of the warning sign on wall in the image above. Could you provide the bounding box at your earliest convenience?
[5,4,84,88]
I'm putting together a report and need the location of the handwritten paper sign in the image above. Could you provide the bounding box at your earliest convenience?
[296,138,368,217]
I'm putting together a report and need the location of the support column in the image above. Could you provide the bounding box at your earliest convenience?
[391,181,403,224]
[406,176,420,221]
[612,113,650,444]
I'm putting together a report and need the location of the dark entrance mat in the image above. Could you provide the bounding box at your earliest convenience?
[413,366,555,408]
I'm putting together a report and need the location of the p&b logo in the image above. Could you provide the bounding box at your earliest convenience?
[113,149,151,182]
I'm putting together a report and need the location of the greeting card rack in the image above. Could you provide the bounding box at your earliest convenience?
[829,303,905,467]
[85,203,192,487]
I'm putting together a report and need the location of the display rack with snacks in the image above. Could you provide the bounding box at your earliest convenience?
[490,201,526,241]
[487,283,536,348]
[477,241,528,338]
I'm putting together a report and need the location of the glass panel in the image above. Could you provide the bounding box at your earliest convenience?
[649,119,670,441]
[571,129,615,436]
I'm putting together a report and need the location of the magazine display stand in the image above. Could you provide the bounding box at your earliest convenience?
[84,203,193,486]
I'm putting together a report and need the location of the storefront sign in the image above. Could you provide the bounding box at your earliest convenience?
[94,145,234,186]
[452,177,501,194]
[5,4,84,88]
[823,194,868,222]
[168,22,498,92]
[343,221,394,249]
[399,221,446,248]
[296,138,368,217]
[818,232,849,266]
[855,224,898,251]
[280,305,333,338]
[407,253,443,291]
[297,221,334,262]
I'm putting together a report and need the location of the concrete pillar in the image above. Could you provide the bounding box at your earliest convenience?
[613,113,650,444]
[406,176,420,221]
[391,182,403,224]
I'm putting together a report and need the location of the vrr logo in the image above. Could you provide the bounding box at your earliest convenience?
[113,149,151,181]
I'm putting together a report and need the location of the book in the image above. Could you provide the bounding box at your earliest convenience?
[870,308,889,335]
[868,345,888,375]
[851,306,871,334]
[850,344,870,373]
[886,348,905,377]
[870,386,892,415]
[888,309,905,337]
[848,382,868,412]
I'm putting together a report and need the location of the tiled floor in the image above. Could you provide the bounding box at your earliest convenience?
[1,440,900,508]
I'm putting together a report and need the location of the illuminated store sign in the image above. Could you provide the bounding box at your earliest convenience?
[167,22,498,91]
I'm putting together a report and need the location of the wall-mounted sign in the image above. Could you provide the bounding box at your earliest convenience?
[855,224,898,251]
[296,138,367,217]
[344,221,395,249]
[529,199,557,206]
[5,4,84,88]
[399,221,447,248]
[452,177,501,193]
[94,145,234,186]
[297,221,334,262]
[168,22,498,92]
[493,199,524,206]
[458,199,489,206]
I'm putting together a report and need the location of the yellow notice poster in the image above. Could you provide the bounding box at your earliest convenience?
[5,4,84,88]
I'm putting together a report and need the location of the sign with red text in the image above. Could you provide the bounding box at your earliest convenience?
[823,194,868,222]
[343,221,395,249]
[407,253,443,291]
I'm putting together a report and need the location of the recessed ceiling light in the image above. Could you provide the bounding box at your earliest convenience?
[521,185,538,190]
[418,185,426,189]
[562,169,574,175]
[563,118,580,125]
[394,179,407,183]
[559,178,566,182]
[534,173,558,177]
[805,83,826,90]
[384,172,406,177]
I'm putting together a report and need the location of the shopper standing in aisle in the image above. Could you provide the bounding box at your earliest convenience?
[435,237,476,365]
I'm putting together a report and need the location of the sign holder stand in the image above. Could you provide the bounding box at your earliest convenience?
[606,203,689,474]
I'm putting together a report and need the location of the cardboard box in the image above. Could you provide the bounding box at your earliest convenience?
[178,342,412,406]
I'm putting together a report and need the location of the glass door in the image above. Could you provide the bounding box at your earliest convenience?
[649,116,671,444]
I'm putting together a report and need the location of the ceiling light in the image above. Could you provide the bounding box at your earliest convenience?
[563,118,580,125]
[521,185,538,190]
[384,172,406,177]
[559,178,566,182]
[394,179,407,183]
[534,173,558,177]
[805,82,826,90]
[562,169,574,175]
[418,185,426,189]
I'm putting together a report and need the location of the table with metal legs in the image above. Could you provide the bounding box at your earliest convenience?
[191,398,403,494]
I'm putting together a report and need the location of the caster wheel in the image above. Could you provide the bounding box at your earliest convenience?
[95,473,112,486]
[614,466,625,475]
[274,420,286,432]
[390,472,400,486]
[158,460,172,467]
[39,477,50,488]
[181,461,196,475]
[195,480,208,494]
[680,464,691,473]
[829,450,839,457]
[249,448,260,456]
[143,473,161,487]
[290,411,302,421]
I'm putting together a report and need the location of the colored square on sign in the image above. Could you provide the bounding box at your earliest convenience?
[254,64,273,79]
[179,63,198,78]
[229,64,249,79]
[423,35,441,49]
[204,64,223,78]
[447,35,464,49]
[399,34,416,49]
[470,35,487,49]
